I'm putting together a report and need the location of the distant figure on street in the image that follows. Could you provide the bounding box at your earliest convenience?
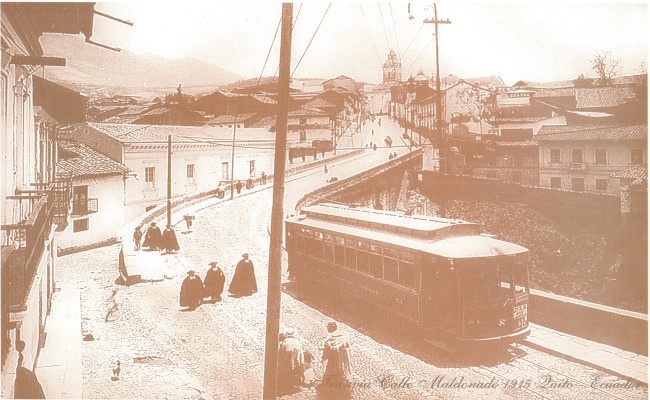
[228,253,258,297]
[373,143,377,151]
[133,226,143,251]
[236,180,243,194]
[183,214,194,231]
[142,222,162,251]
[160,226,180,254]
[389,153,393,160]
[204,261,226,303]
[371,129,374,136]
[324,164,328,174]
[180,270,204,311]
[378,118,381,127]
[261,171,267,185]
[277,326,304,396]
[319,321,352,398]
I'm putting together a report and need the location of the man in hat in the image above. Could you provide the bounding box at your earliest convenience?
[204,261,226,303]
[180,270,204,311]
[277,326,304,395]
[160,225,180,254]
[228,253,257,297]
[142,222,162,251]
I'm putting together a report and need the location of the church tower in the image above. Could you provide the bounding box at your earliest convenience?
[382,49,402,83]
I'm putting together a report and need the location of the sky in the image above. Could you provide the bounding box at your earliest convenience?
[90,2,648,86]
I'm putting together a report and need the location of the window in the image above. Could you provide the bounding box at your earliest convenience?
[187,164,195,183]
[345,239,356,268]
[383,248,399,283]
[594,149,607,164]
[299,131,307,142]
[72,186,88,215]
[323,234,333,262]
[145,167,155,188]
[307,231,323,259]
[334,236,345,265]
[596,179,608,191]
[356,242,370,273]
[398,252,416,288]
[550,177,561,188]
[369,244,383,278]
[571,178,585,191]
[73,218,89,232]
[249,160,256,177]
[222,162,229,180]
[572,149,583,164]
[631,149,644,165]
[550,149,561,163]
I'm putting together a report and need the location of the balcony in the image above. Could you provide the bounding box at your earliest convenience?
[71,198,98,216]
[569,163,587,171]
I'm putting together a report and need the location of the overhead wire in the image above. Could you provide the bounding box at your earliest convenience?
[411,36,435,69]
[377,3,392,53]
[256,17,282,87]
[359,4,384,68]
[291,3,332,78]
[400,23,423,62]
[388,4,401,59]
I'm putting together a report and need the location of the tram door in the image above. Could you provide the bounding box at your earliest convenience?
[421,257,458,334]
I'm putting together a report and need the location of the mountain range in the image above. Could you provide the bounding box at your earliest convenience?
[40,34,242,93]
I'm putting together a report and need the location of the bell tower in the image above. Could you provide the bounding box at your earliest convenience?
[382,49,402,84]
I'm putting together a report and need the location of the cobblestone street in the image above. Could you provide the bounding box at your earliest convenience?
[57,119,648,398]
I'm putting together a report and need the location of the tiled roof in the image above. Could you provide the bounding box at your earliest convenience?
[611,164,648,179]
[57,142,130,178]
[248,116,276,129]
[534,87,637,109]
[84,123,274,143]
[206,113,256,123]
[536,125,647,141]
[288,107,329,117]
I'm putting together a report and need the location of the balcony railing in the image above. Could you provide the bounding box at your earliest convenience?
[71,198,98,216]
[569,162,587,171]
[1,188,54,311]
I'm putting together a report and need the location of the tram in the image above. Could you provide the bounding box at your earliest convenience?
[285,203,530,351]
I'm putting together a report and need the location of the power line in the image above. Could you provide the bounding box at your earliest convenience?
[400,23,423,62]
[411,36,434,68]
[377,3,392,53]
[359,4,384,68]
[291,3,332,78]
[257,17,282,87]
[389,4,401,59]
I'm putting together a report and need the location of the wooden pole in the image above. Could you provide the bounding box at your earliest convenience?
[262,4,292,399]
[230,113,237,200]
[167,134,172,228]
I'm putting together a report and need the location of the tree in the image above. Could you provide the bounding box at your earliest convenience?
[590,51,620,86]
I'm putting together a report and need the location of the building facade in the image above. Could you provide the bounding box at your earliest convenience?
[537,125,647,194]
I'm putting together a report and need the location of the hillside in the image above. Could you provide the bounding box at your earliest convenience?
[40,34,242,90]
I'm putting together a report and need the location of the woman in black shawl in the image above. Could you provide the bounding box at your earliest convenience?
[204,261,226,302]
[228,253,258,297]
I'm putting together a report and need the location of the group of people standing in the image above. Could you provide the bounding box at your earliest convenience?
[277,322,352,398]
[179,253,258,311]
[134,222,180,254]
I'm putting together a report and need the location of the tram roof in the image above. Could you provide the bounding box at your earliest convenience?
[301,203,482,236]
[289,214,528,259]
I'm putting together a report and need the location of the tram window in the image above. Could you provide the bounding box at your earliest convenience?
[357,241,370,273]
[461,268,488,302]
[345,239,356,268]
[399,252,415,287]
[514,262,529,294]
[384,251,399,283]
[323,242,333,262]
[308,236,323,259]
[296,234,306,253]
[369,244,383,278]
[334,236,345,265]
[497,264,513,292]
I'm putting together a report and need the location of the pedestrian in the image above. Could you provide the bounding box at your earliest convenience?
[373,143,377,151]
[371,129,374,136]
[133,226,143,251]
[160,226,180,254]
[228,253,258,297]
[235,180,243,194]
[261,171,267,185]
[142,222,162,251]
[324,164,328,174]
[183,214,194,231]
[14,340,45,399]
[319,321,352,398]
[180,270,204,311]
[277,326,304,396]
[204,261,226,303]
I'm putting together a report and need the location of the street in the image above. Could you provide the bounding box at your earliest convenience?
[56,117,647,400]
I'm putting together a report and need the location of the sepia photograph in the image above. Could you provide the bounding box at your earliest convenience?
[0,2,647,399]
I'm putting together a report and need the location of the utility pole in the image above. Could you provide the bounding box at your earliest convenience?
[424,3,450,173]
[167,134,172,228]
[230,112,237,200]
[262,3,292,399]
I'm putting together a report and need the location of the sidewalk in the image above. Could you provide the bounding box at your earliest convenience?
[35,284,83,399]
[524,323,648,385]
